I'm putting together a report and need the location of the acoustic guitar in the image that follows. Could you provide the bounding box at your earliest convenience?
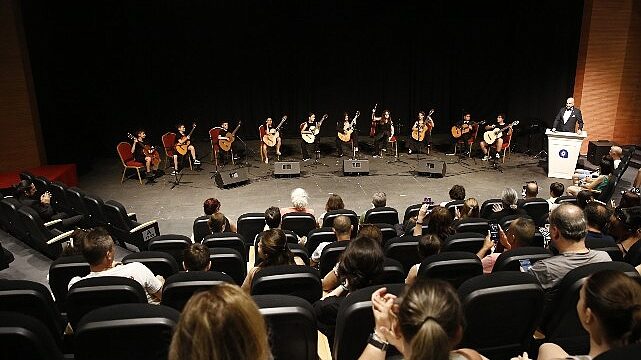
[411,109,435,141]
[338,111,360,143]
[451,121,485,139]
[301,114,328,144]
[483,120,519,144]
[263,116,287,147]
[218,121,242,152]
[175,123,197,155]
[127,133,161,167]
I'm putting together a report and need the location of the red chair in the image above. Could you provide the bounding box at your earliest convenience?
[501,132,512,163]
[454,123,479,157]
[258,125,267,162]
[162,132,192,171]
[209,127,233,167]
[116,142,144,184]
[385,135,398,157]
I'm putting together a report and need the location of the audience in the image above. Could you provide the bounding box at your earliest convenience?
[519,181,539,203]
[583,202,615,248]
[546,182,565,211]
[488,188,527,221]
[440,184,466,207]
[414,204,455,241]
[241,229,304,292]
[572,146,622,185]
[203,198,235,232]
[182,243,211,271]
[610,206,641,266]
[405,234,442,285]
[310,215,352,267]
[318,193,345,226]
[207,212,227,233]
[281,188,315,215]
[454,197,480,221]
[535,270,641,360]
[264,206,281,230]
[576,190,595,209]
[617,190,640,210]
[360,192,387,223]
[60,228,89,257]
[169,284,270,360]
[68,228,163,304]
[528,204,611,292]
[567,158,614,197]
[15,179,83,229]
[476,217,535,273]
[359,280,485,360]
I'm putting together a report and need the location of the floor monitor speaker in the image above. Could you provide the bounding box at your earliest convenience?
[416,160,446,177]
[343,159,370,175]
[214,169,250,188]
[273,162,301,177]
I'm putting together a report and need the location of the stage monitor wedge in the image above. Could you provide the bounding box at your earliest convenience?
[587,140,617,165]
[274,162,300,177]
[416,160,446,177]
[214,169,250,189]
[343,159,369,176]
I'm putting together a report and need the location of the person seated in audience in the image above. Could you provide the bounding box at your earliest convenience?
[264,206,281,230]
[207,212,227,234]
[68,228,164,304]
[454,197,480,221]
[439,184,466,207]
[533,270,641,360]
[476,217,535,273]
[182,243,211,272]
[576,190,595,209]
[634,168,641,189]
[572,146,622,185]
[413,204,455,240]
[317,193,345,226]
[405,234,441,285]
[567,157,614,197]
[528,204,611,293]
[14,179,83,229]
[583,202,615,248]
[60,228,89,257]
[315,236,384,346]
[488,187,527,222]
[281,188,315,216]
[203,198,236,232]
[241,229,304,292]
[546,182,565,211]
[169,283,270,360]
[310,215,352,268]
[616,190,640,210]
[360,192,388,223]
[609,206,641,265]
[518,181,539,206]
[359,280,486,360]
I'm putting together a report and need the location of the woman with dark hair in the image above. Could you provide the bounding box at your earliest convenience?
[408,110,433,155]
[203,198,235,232]
[617,190,641,210]
[535,270,641,359]
[315,236,385,346]
[405,234,442,285]
[454,198,480,221]
[372,108,394,157]
[241,229,304,292]
[336,112,359,157]
[609,206,641,265]
[576,190,595,209]
[359,280,484,360]
[567,158,614,196]
[414,204,455,241]
[318,193,345,226]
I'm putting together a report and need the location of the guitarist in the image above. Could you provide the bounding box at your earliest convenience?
[173,123,200,175]
[260,117,282,164]
[480,114,511,160]
[372,109,394,157]
[217,121,243,165]
[300,113,320,161]
[131,130,159,183]
[336,112,358,157]
[409,111,434,155]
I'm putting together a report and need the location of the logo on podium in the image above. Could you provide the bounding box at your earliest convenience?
[559,149,569,159]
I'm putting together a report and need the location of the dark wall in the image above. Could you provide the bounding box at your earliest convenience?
[21,0,583,170]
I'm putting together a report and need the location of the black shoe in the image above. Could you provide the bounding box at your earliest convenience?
[145,177,157,184]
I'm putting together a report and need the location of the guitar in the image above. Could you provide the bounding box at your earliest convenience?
[263,116,287,147]
[483,120,519,144]
[218,121,242,152]
[411,109,435,141]
[174,123,197,155]
[451,121,485,138]
[301,114,328,144]
[127,133,161,167]
[369,103,378,137]
[338,111,360,143]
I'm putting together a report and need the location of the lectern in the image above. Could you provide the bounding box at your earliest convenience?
[546,129,587,179]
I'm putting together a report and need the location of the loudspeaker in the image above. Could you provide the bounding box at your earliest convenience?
[273,162,300,177]
[416,160,446,177]
[343,159,370,175]
[587,140,616,165]
[214,169,250,188]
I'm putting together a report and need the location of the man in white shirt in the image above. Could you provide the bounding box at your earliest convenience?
[310,215,352,267]
[547,182,565,211]
[68,228,163,304]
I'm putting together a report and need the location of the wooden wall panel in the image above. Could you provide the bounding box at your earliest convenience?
[0,0,45,172]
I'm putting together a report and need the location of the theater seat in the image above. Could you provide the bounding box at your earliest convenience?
[162,271,234,311]
[0,311,63,360]
[364,206,399,226]
[48,255,90,312]
[251,265,322,303]
[147,234,192,264]
[417,251,483,288]
[208,247,246,285]
[103,199,160,252]
[122,251,180,278]
[282,212,317,237]
[492,247,553,272]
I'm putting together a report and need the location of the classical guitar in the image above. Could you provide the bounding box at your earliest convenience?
[263,116,287,147]
[451,120,485,139]
[218,121,242,152]
[174,123,197,155]
[301,114,328,144]
[483,120,519,144]
[338,111,360,143]
[411,109,435,141]
[369,103,378,137]
[127,133,161,167]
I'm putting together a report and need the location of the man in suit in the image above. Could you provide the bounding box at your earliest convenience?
[552,97,583,134]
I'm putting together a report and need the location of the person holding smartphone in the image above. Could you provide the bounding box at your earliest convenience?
[475,217,536,273]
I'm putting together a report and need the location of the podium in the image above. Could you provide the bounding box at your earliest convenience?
[546,129,587,179]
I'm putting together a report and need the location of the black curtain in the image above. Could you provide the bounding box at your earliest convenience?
[21,0,583,171]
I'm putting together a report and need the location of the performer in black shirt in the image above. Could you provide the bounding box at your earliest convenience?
[336,112,359,157]
[408,111,434,155]
[131,130,159,183]
[372,108,394,157]
[15,180,83,229]
[480,114,511,160]
[300,113,320,161]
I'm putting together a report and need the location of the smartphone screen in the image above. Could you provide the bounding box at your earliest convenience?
[489,223,499,243]
[519,259,533,272]
[422,197,433,205]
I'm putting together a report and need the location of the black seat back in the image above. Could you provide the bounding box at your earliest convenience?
[480,198,502,219]
[319,241,349,277]
[384,236,420,275]
[208,247,246,285]
[492,247,553,272]
[122,251,180,278]
[32,176,50,197]
[147,234,192,263]
[237,212,266,248]
[403,203,422,223]
[364,206,399,225]
[322,209,358,238]
[455,218,490,235]
[593,343,641,360]
[555,195,577,205]
[251,265,322,303]
[306,227,338,255]
[0,311,63,360]
[48,181,71,214]
[0,198,28,240]
[289,243,310,266]
[192,215,212,243]
[374,223,398,246]
[162,271,234,311]
[203,232,247,262]
[519,198,550,226]
[374,257,405,284]
[443,232,486,254]
[17,206,63,259]
[48,255,90,312]
[282,212,317,237]
[417,251,483,288]
[83,193,108,227]
[445,200,465,217]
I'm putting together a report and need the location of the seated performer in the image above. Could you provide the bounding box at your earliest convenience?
[336,112,358,157]
[480,113,511,160]
[408,110,434,155]
[173,123,200,175]
[216,121,241,165]
[131,130,159,183]
[259,117,281,164]
[300,113,320,161]
[371,108,394,158]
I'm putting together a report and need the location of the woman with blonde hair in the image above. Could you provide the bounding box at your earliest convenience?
[169,283,270,360]
[457,198,480,220]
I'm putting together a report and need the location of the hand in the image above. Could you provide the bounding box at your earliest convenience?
[482,231,494,251]
[155,274,165,284]
[492,203,503,213]
[551,128,557,133]
[418,203,429,222]
[576,129,582,135]
[40,192,51,204]
[372,108,376,113]
[511,352,531,360]
[498,225,509,250]
[371,288,397,336]
[454,207,461,219]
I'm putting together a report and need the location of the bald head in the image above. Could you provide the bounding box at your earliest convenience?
[566,97,575,109]
[333,215,352,239]
[549,204,587,242]
[525,182,539,198]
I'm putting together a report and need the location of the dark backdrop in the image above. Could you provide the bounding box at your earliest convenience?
[21,0,583,172]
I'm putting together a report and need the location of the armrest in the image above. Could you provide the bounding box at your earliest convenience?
[44,219,62,227]
[130,220,158,233]
[47,230,75,245]
[127,212,137,221]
